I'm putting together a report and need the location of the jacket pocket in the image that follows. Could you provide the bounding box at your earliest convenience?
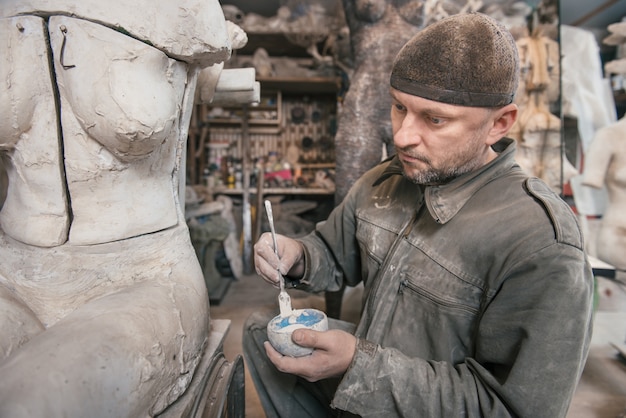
[384,266,483,362]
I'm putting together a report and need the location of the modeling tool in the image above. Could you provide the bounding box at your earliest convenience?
[264,200,292,317]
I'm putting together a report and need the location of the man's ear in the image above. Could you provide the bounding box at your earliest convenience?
[486,103,518,145]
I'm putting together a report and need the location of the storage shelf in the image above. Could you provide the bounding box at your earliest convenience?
[188,63,340,274]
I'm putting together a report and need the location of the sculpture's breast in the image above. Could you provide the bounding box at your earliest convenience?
[51,16,187,162]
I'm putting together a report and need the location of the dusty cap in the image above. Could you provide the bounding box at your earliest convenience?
[390,12,519,107]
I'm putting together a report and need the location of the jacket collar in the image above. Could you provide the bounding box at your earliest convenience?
[375,138,518,224]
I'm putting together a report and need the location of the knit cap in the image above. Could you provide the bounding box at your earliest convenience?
[390,12,519,107]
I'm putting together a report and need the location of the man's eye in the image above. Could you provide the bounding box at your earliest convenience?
[394,103,407,112]
[429,117,444,124]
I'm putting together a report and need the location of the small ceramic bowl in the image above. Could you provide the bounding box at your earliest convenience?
[267,308,328,357]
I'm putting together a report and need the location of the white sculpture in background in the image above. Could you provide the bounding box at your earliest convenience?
[0,1,251,416]
[582,116,626,270]
[581,20,626,271]
[509,16,578,193]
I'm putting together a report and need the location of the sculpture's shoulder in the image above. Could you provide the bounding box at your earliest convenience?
[2,0,231,66]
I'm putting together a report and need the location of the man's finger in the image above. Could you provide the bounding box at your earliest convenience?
[291,328,320,348]
[264,341,303,373]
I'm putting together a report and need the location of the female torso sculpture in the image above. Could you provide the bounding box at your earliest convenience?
[0,1,231,415]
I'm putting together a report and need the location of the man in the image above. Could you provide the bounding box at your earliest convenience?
[245,12,593,418]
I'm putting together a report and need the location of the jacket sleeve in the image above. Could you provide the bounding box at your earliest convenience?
[331,243,594,418]
[292,172,369,293]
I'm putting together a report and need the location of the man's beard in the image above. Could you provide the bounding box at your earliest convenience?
[398,147,484,186]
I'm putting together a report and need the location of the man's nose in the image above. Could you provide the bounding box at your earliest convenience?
[394,115,422,148]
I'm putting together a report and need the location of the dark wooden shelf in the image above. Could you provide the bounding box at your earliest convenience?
[237,32,326,58]
[257,76,340,94]
[205,118,279,126]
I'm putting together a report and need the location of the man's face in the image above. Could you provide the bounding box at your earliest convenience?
[390,88,497,186]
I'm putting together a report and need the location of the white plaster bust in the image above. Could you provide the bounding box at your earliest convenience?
[0,1,237,415]
[583,116,626,270]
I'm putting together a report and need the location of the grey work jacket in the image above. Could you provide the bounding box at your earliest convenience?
[296,138,594,417]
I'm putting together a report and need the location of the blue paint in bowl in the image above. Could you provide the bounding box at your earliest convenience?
[276,309,325,328]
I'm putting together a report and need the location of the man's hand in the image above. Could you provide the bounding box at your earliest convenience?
[254,232,305,286]
[264,329,357,382]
